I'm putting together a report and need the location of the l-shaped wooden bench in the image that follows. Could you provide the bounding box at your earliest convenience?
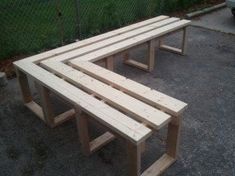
[14,16,190,176]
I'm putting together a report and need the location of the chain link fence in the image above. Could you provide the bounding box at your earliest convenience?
[0,0,208,60]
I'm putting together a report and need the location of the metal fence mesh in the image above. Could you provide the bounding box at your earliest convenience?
[0,0,208,60]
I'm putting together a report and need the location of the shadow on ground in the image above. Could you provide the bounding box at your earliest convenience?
[0,26,235,176]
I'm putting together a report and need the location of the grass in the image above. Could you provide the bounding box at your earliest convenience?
[0,0,210,60]
[0,0,78,59]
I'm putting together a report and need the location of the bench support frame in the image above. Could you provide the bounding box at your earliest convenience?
[159,27,188,55]
[128,116,181,176]
[76,111,116,156]
[124,40,155,72]
[16,69,75,128]
[123,27,188,72]
[76,109,182,176]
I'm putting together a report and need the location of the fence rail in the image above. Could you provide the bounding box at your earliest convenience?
[0,0,209,60]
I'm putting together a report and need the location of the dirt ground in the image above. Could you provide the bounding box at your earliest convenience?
[0,19,235,176]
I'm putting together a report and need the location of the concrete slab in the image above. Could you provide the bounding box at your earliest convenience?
[192,8,235,34]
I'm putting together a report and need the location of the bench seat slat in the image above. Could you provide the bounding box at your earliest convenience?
[46,18,180,63]
[70,20,191,63]
[21,16,169,64]
[14,61,152,144]
[72,61,187,116]
[41,61,171,129]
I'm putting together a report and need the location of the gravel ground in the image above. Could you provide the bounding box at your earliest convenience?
[0,25,235,176]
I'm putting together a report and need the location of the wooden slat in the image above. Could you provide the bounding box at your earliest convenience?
[14,62,152,144]
[46,18,180,63]
[71,61,187,116]
[16,16,169,64]
[70,20,191,63]
[41,61,171,130]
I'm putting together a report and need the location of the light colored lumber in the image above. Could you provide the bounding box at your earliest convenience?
[54,109,75,126]
[15,62,152,144]
[90,132,116,153]
[127,142,141,176]
[159,45,182,54]
[15,69,32,103]
[16,16,169,64]
[41,61,171,130]
[166,117,182,158]
[159,27,188,55]
[71,61,187,116]
[35,84,55,127]
[141,154,175,176]
[46,18,180,63]
[124,59,149,71]
[182,27,188,55]
[76,112,91,156]
[147,40,155,71]
[105,56,114,71]
[25,101,44,120]
[70,20,191,63]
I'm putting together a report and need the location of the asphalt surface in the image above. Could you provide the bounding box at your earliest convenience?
[0,17,235,176]
[193,7,235,34]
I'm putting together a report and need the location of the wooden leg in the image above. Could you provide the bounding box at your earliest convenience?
[36,84,55,127]
[123,48,150,72]
[147,40,155,72]
[106,56,114,71]
[159,27,188,56]
[123,51,130,62]
[76,112,91,156]
[141,142,146,153]
[76,111,115,156]
[166,117,182,158]
[127,142,141,176]
[16,69,32,103]
[181,27,188,55]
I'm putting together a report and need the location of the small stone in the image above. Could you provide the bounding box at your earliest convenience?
[0,72,8,87]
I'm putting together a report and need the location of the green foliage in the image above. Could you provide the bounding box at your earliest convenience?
[0,0,212,60]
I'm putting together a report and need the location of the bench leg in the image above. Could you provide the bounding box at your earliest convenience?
[76,111,116,156]
[123,40,155,72]
[181,27,188,55]
[159,27,188,56]
[35,84,55,127]
[76,111,91,156]
[16,69,44,120]
[105,56,114,71]
[35,84,75,128]
[16,68,33,103]
[166,116,182,159]
[127,142,141,176]
[16,68,74,127]
[147,40,155,72]
[127,117,182,176]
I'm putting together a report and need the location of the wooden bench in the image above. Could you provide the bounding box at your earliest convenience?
[14,16,189,176]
